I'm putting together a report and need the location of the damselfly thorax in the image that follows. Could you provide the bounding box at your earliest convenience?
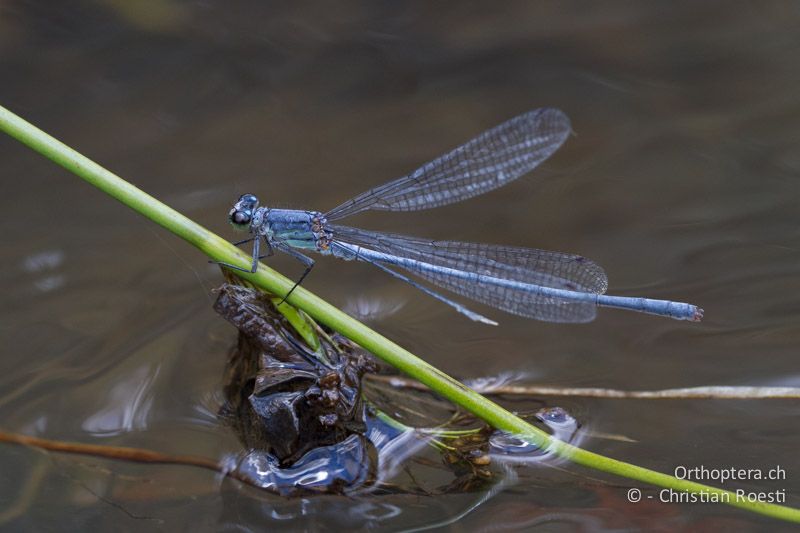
[257,209,333,253]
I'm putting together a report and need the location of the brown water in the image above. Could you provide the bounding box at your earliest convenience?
[1,1,799,530]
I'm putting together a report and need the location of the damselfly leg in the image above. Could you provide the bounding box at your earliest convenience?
[272,241,315,305]
[212,235,274,273]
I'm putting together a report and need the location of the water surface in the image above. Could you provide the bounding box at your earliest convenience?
[1,1,799,530]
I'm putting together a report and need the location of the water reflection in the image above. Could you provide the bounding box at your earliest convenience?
[21,249,65,293]
[341,295,406,323]
[464,370,540,392]
[21,250,64,273]
[235,434,373,495]
[365,416,431,488]
[490,406,583,465]
[82,363,159,436]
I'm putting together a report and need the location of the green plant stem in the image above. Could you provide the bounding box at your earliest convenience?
[1,104,797,523]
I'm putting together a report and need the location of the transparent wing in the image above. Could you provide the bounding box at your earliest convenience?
[329,225,608,323]
[325,108,571,221]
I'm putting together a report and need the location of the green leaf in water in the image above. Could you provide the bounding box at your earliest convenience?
[270,298,321,352]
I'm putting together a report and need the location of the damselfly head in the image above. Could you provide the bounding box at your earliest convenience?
[229,193,259,230]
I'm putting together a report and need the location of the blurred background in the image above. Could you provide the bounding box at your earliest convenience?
[1,1,799,529]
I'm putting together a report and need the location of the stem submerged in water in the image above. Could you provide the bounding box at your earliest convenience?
[1,104,797,523]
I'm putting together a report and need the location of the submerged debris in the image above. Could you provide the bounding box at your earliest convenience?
[215,284,376,466]
[214,281,503,495]
[214,283,383,494]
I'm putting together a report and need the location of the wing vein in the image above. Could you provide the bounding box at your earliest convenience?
[325,108,571,221]
[330,224,608,323]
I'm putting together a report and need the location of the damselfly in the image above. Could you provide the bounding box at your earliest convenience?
[220,108,703,325]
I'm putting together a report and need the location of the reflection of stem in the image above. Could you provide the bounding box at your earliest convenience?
[0,455,48,525]
[312,319,345,356]
[0,430,257,489]
[367,375,800,399]
[368,402,412,433]
[367,401,483,454]
[401,464,518,533]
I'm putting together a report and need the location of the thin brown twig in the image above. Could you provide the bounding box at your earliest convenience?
[0,430,430,498]
[0,430,259,487]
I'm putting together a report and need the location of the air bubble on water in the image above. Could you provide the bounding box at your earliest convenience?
[489,405,583,464]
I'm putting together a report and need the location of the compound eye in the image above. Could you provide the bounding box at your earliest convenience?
[232,211,251,225]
